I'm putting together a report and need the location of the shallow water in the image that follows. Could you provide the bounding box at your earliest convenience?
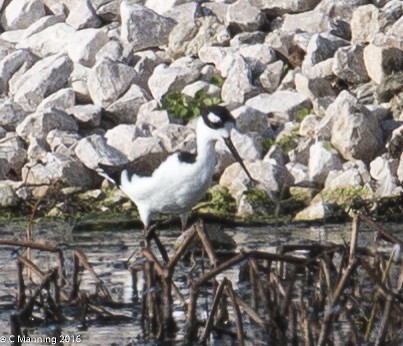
[0,219,401,345]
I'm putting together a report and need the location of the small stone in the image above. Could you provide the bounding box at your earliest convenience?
[259,60,284,93]
[67,104,102,128]
[225,0,264,32]
[333,44,369,84]
[75,134,128,170]
[308,141,343,185]
[37,88,76,112]
[66,0,101,30]
[0,100,26,131]
[46,129,81,157]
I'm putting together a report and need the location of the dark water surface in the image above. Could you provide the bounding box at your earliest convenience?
[0,219,401,345]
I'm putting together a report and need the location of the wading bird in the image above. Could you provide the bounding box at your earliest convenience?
[97,105,253,233]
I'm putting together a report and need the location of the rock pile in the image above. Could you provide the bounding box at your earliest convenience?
[0,0,403,220]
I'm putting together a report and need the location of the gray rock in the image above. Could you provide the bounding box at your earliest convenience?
[264,145,289,166]
[0,158,10,179]
[246,90,311,122]
[0,100,26,131]
[120,2,176,52]
[13,53,73,112]
[325,91,384,163]
[137,100,171,128]
[152,124,195,153]
[105,124,143,159]
[0,49,37,95]
[16,108,78,141]
[363,44,403,85]
[164,2,200,24]
[37,88,76,112]
[282,9,331,34]
[230,31,266,47]
[221,54,255,104]
[27,137,49,161]
[238,44,277,76]
[299,114,320,138]
[17,22,76,57]
[198,46,237,77]
[225,0,264,32]
[23,15,65,38]
[303,32,349,67]
[285,162,308,184]
[67,104,102,128]
[308,141,343,185]
[324,168,364,189]
[107,84,150,124]
[387,124,403,158]
[0,182,19,207]
[168,16,227,58]
[22,152,95,188]
[294,200,334,221]
[333,44,369,84]
[250,0,320,15]
[67,28,108,67]
[302,58,335,80]
[75,134,128,170]
[182,81,221,99]
[351,4,380,44]
[398,152,403,184]
[145,0,186,15]
[231,106,269,135]
[87,58,137,107]
[370,155,400,196]
[46,129,81,157]
[259,60,284,93]
[289,138,313,165]
[68,63,91,102]
[66,0,101,30]
[1,0,45,30]
[126,137,167,162]
[148,58,201,100]
[0,132,27,172]
[230,130,262,161]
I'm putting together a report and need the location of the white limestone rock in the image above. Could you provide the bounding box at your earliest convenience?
[67,28,108,67]
[17,22,76,57]
[68,63,91,102]
[1,0,45,31]
[126,137,167,162]
[67,104,102,128]
[333,44,369,84]
[105,124,144,159]
[46,129,82,157]
[282,9,331,33]
[308,141,343,185]
[182,81,221,99]
[246,90,311,123]
[351,4,380,44]
[387,124,403,159]
[229,130,262,161]
[66,0,101,30]
[137,100,171,128]
[0,100,26,131]
[324,168,364,190]
[370,155,400,196]
[221,54,255,104]
[250,0,320,14]
[299,114,320,138]
[37,88,76,112]
[75,134,128,170]
[22,152,95,188]
[259,60,284,93]
[0,132,27,172]
[363,44,403,85]
[324,91,384,163]
[12,53,73,112]
[0,49,37,95]
[87,59,137,107]
[0,181,19,207]
[225,0,264,32]
[107,84,151,124]
[27,137,49,161]
[145,0,186,15]
[152,124,195,153]
[16,108,78,141]
[148,58,201,100]
[398,152,403,184]
[120,2,176,52]
[231,106,269,135]
[286,162,308,185]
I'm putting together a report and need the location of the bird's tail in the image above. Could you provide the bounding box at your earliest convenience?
[96,163,124,186]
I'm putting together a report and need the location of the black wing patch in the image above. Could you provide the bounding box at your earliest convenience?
[177,151,197,164]
[126,151,170,178]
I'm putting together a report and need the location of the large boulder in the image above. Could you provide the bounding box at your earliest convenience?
[87,58,137,107]
[12,53,73,112]
[16,108,78,141]
[319,91,384,163]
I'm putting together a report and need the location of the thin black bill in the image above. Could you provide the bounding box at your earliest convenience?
[224,137,254,181]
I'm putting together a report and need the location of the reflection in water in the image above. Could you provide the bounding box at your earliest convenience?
[0,220,401,345]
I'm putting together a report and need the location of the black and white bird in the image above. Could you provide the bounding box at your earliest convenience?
[97,105,253,232]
